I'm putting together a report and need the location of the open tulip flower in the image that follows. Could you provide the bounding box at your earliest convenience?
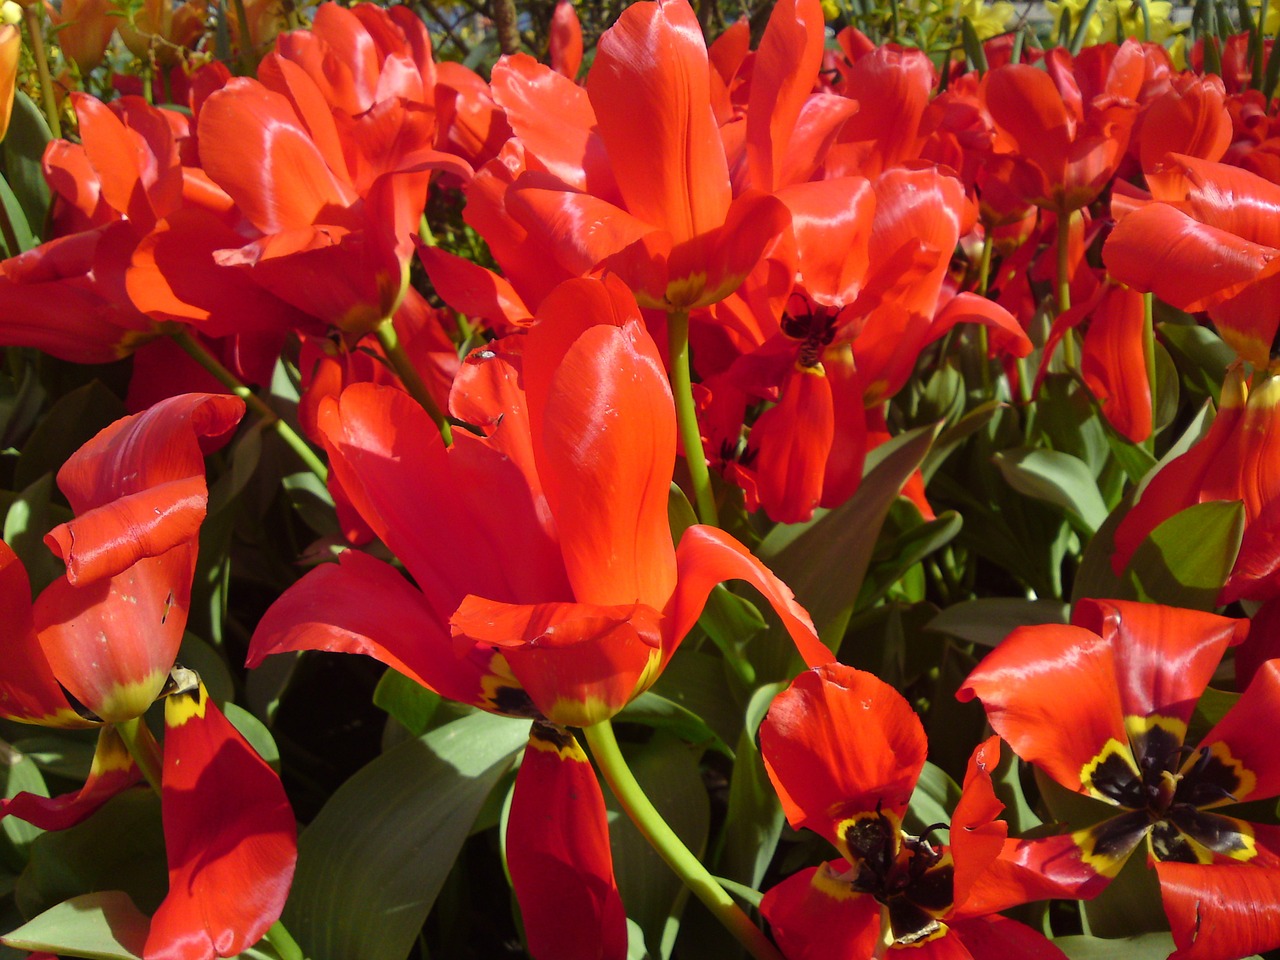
[0,394,297,960]
[959,599,1280,960]
[759,663,1069,959]
[250,275,827,957]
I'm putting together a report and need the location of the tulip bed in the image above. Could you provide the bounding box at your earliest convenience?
[0,0,1278,959]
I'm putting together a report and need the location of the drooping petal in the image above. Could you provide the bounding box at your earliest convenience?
[958,622,1127,797]
[760,863,881,960]
[523,283,678,610]
[587,0,731,244]
[247,549,501,712]
[956,831,1116,916]
[548,1,584,79]
[450,596,661,727]
[1080,284,1151,443]
[145,679,296,960]
[35,545,194,724]
[1073,599,1246,727]
[950,737,1008,913]
[506,723,627,960]
[0,727,139,829]
[760,663,925,846]
[777,177,875,306]
[666,524,827,669]
[749,363,834,524]
[45,393,245,585]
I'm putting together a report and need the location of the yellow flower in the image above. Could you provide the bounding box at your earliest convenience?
[956,0,1014,38]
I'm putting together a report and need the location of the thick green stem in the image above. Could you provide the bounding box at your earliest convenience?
[977,228,994,297]
[373,317,453,447]
[667,310,719,527]
[1055,211,1077,371]
[169,329,329,482]
[22,5,61,139]
[263,920,306,960]
[115,717,163,793]
[583,720,782,960]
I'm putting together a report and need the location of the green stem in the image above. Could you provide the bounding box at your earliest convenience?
[22,5,61,139]
[263,920,306,960]
[977,228,994,297]
[583,720,782,960]
[169,329,329,482]
[0,190,21,256]
[667,310,718,527]
[1056,211,1077,371]
[373,317,453,447]
[115,717,163,793]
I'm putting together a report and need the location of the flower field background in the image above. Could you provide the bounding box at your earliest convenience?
[0,0,1278,958]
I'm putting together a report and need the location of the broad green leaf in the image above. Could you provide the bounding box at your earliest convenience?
[605,732,709,957]
[281,470,340,537]
[17,790,167,919]
[1152,340,1180,434]
[284,711,528,960]
[1124,500,1243,610]
[14,381,126,491]
[372,667,440,738]
[0,173,33,257]
[1,739,48,859]
[7,733,95,781]
[905,762,961,839]
[617,692,733,759]
[1158,321,1234,402]
[1058,931,1262,960]
[759,424,939,643]
[1189,685,1241,745]
[222,703,281,771]
[3,473,71,595]
[649,648,742,751]
[718,682,786,891]
[921,399,1001,483]
[859,508,963,608]
[1,891,148,960]
[1,92,52,237]
[993,448,1109,535]
[926,598,1069,648]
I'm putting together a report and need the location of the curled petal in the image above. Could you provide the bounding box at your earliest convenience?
[667,524,827,669]
[760,863,880,960]
[45,393,244,585]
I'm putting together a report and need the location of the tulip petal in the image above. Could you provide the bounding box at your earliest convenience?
[587,0,730,244]
[145,680,296,960]
[760,864,881,960]
[760,663,925,846]
[45,393,244,585]
[958,622,1127,796]
[666,524,827,669]
[506,723,628,960]
[1,727,139,829]
[1156,831,1280,960]
[1197,659,1280,803]
[247,548,499,711]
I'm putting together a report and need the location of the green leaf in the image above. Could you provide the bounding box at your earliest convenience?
[3,473,70,596]
[1,891,148,960]
[1124,500,1243,610]
[1159,321,1235,401]
[15,381,126,491]
[859,508,963,607]
[284,711,528,960]
[372,668,440,738]
[993,448,1109,535]
[616,692,733,759]
[926,598,1069,648]
[222,703,281,771]
[1,92,52,238]
[17,790,167,919]
[7,733,95,782]
[717,682,786,891]
[605,732,710,957]
[0,173,33,257]
[1152,340,1180,435]
[759,424,939,642]
[177,632,235,707]
[1,739,48,861]
[921,399,1001,483]
[905,762,961,838]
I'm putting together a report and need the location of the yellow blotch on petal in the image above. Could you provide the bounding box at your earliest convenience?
[1079,737,1140,805]
[164,679,209,728]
